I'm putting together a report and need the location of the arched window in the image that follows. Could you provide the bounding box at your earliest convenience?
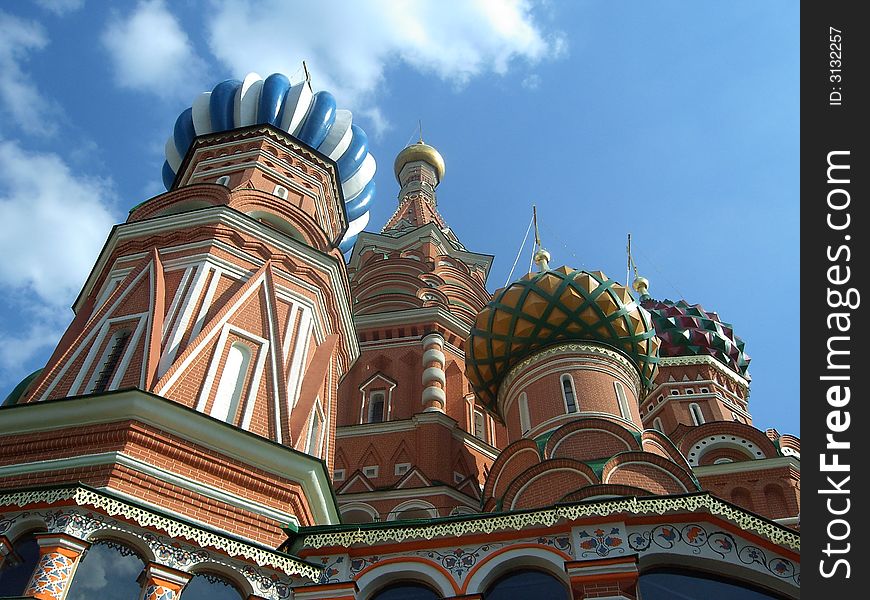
[639,569,788,599]
[371,582,441,600]
[66,540,144,600]
[368,392,385,423]
[216,175,230,187]
[614,381,631,419]
[518,392,531,434]
[306,407,323,456]
[484,569,569,600]
[689,403,705,426]
[560,374,578,413]
[211,342,252,423]
[0,531,41,597]
[182,573,244,600]
[473,410,486,440]
[653,417,664,432]
[341,505,378,524]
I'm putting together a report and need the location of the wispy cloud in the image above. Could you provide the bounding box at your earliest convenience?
[205,0,566,132]
[0,11,60,136]
[101,0,208,100]
[34,0,85,16]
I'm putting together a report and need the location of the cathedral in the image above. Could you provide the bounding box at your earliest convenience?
[0,73,799,600]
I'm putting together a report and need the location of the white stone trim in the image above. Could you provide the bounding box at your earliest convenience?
[0,390,339,524]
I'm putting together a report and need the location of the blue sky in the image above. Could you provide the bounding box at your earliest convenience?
[0,1,798,435]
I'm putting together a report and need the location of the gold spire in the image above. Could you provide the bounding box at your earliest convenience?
[532,205,551,271]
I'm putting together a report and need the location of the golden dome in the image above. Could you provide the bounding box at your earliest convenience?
[394,141,446,183]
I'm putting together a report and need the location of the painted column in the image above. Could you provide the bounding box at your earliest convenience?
[138,563,191,600]
[564,556,639,600]
[23,533,89,600]
[421,332,446,412]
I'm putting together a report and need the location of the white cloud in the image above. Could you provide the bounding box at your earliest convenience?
[0,11,59,136]
[34,0,85,16]
[0,139,118,386]
[0,140,118,305]
[101,0,208,100]
[205,0,566,124]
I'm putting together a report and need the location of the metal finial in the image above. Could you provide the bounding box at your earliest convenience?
[532,205,550,271]
[302,60,312,87]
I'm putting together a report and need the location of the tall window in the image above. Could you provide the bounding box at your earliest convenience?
[368,392,385,423]
[689,403,705,426]
[89,329,131,393]
[306,406,322,456]
[67,540,144,600]
[473,410,486,440]
[614,381,631,419]
[518,392,531,434]
[561,374,578,413]
[211,342,251,423]
[653,417,664,432]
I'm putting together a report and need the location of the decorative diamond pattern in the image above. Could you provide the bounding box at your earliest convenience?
[25,551,74,599]
[145,584,177,600]
[466,267,660,411]
[642,298,751,378]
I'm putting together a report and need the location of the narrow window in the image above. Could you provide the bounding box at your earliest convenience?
[306,407,322,456]
[473,410,486,440]
[518,392,531,434]
[653,417,664,432]
[690,402,705,426]
[211,342,251,423]
[614,381,631,419]
[89,329,131,393]
[561,374,578,413]
[368,391,385,423]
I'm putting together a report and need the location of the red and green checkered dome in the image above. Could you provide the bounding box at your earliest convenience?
[465,266,660,412]
[640,297,751,379]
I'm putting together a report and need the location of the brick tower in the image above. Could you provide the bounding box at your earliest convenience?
[0,72,374,599]
[335,140,502,522]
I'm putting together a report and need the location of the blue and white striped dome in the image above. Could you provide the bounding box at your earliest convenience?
[162,72,376,253]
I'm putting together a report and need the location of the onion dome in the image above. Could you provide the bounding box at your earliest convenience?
[162,72,377,253]
[394,141,445,183]
[466,266,660,410]
[641,297,751,379]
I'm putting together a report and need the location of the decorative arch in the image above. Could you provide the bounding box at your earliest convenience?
[387,499,438,521]
[340,502,380,524]
[83,529,156,563]
[185,562,253,598]
[637,557,798,599]
[463,545,571,595]
[356,557,458,600]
